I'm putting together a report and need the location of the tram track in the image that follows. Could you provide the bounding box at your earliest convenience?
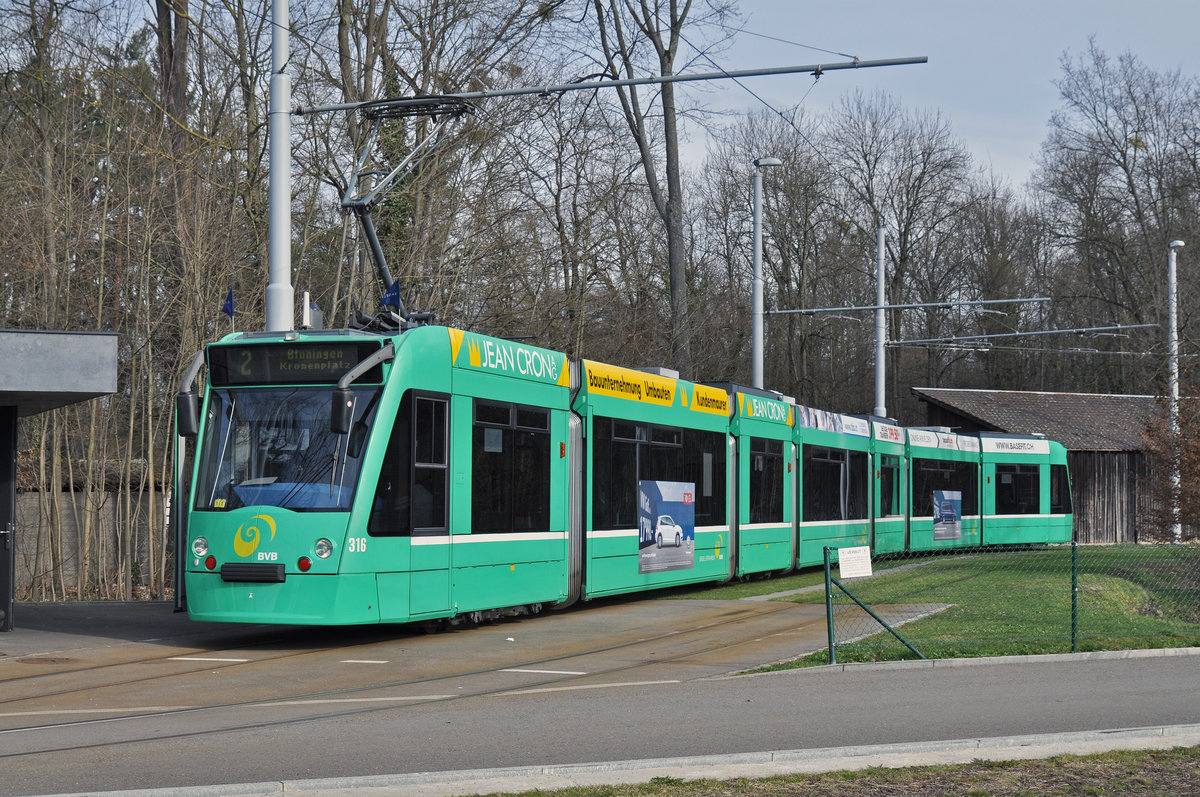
[0,598,810,758]
[0,626,404,704]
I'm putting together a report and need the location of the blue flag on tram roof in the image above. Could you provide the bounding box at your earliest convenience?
[221,289,234,318]
[380,281,401,310]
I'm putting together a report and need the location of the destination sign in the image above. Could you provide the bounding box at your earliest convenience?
[208,341,383,386]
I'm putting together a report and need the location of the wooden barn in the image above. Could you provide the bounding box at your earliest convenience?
[910,388,1173,543]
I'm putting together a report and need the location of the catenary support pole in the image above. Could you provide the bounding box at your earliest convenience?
[265,0,294,332]
[751,157,781,389]
[1169,240,1185,544]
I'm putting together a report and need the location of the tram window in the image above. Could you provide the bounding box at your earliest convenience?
[996,463,1039,515]
[593,420,638,530]
[1050,464,1072,514]
[749,437,784,524]
[472,400,551,533]
[683,428,726,527]
[413,397,448,532]
[848,451,868,520]
[612,421,640,442]
[369,392,449,536]
[517,406,550,431]
[591,418,725,531]
[802,445,866,522]
[475,401,510,426]
[803,446,841,522]
[912,457,978,517]
[644,437,683,483]
[652,427,681,445]
[879,455,904,517]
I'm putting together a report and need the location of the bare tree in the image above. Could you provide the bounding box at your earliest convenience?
[586,0,737,376]
[827,90,972,418]
[1035,41,1200,396]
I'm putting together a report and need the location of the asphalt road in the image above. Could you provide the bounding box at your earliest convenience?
[2,601,1198,796]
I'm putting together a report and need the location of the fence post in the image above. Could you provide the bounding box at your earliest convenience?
[1071,539,1078,653]
[824,546,836,665]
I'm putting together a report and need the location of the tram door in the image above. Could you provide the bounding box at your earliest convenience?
[369,390,452,619]
[408,394,452,616]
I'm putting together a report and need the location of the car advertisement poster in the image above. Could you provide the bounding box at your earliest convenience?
[638,480,696,574]
[933,489,962,541]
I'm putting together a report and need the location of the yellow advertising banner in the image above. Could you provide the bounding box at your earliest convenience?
[583,360,676,406]
[690,383,730,416]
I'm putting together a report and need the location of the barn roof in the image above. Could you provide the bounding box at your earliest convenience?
[911,387,1161,452]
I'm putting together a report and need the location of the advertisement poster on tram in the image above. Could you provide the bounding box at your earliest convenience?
[933,489,962,541]
[638,480,696,574]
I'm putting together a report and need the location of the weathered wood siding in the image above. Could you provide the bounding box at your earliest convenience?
[1068,451,1142,543]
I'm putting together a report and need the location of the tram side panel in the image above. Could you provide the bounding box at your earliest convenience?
[438,329,574,614]
[363,336,453,622]
[980,433,1072,545]
[794,409,872,567]
[871,419,908,555]
[906,429,982,552]
[731,391,796,577]
[360,327,574,623]
[1048,441,1075,542]
[575,361,733,599]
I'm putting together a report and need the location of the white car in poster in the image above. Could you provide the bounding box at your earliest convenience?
[655,515,684,548]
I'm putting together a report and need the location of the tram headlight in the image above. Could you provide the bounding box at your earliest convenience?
[314,538,333,559]
[192,537,208,558]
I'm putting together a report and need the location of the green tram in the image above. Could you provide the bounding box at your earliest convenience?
[176,325,1074,626]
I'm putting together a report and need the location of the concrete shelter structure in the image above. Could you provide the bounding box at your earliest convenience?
[0,329,117,631]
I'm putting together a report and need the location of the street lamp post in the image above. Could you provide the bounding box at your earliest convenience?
[874,227,887,417]
[1169,239,1185,544]
[752,157,782,389]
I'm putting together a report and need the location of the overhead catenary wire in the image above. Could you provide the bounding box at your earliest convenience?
[293,58,927,116]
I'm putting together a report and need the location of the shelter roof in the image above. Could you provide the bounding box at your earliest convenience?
[0,330,118,416]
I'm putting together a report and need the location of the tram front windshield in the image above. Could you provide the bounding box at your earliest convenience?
[193,386,380,512]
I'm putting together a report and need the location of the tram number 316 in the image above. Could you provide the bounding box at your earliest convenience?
[347,537,368,553]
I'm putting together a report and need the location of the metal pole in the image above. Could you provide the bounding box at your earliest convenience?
[173,427,186,612]
[1071,539,1078,653]
[874,227,886,417]
[1169,240,1185,544]
[751,158,780,390]
[265,0,295,332]
[752,164,762,389]
[824,547,836,665]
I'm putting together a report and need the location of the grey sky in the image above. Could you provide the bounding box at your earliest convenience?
[687,0,1200,184]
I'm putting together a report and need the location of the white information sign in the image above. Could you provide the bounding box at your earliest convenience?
[838,545,873,579]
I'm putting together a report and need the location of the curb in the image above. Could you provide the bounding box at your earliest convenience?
[42,723,1200,797]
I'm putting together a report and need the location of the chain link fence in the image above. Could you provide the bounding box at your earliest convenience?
[813,543,1200,665]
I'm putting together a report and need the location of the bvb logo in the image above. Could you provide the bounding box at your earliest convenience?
[233,514,277,558]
